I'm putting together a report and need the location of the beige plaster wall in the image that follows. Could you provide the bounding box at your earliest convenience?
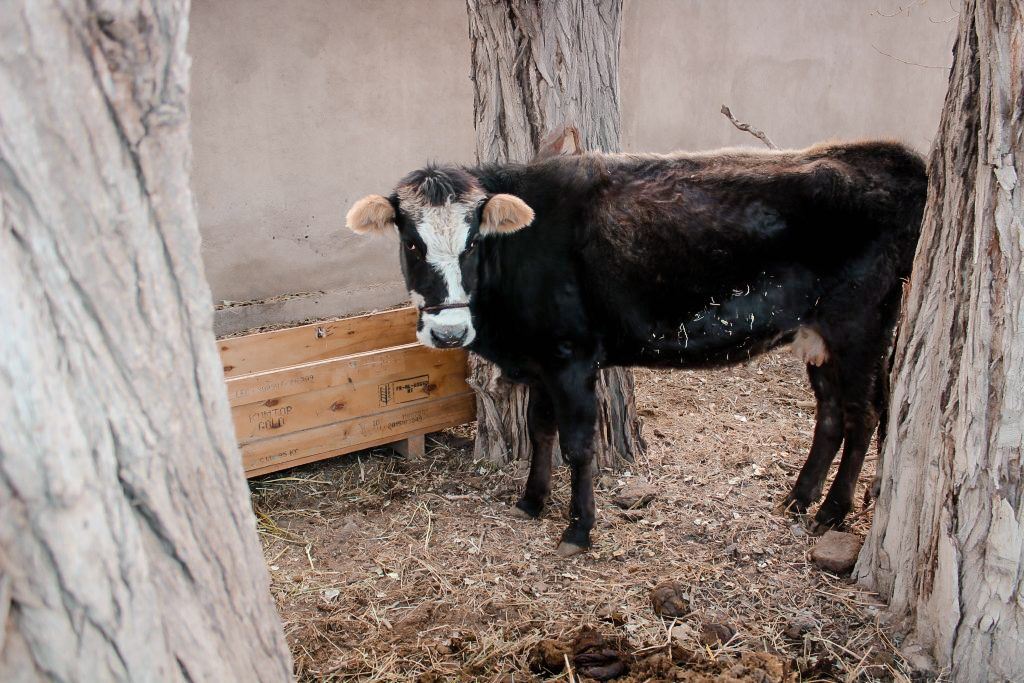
[191,0,956,334]
[189,0,475,333]
[620,0,956,153]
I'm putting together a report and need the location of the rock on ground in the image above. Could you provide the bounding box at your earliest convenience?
[612,480,658,509]
[699,621,737,647]
[810,531,863,574]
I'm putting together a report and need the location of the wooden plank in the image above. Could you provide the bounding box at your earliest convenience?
[230,345,470,444]
[225,342,461,407]
[218,306,418,378]
[393,434,425,459]
[241,392,475,476]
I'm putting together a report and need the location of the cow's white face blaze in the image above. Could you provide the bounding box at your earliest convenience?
[407,200,479,348]
[346,166,534,349]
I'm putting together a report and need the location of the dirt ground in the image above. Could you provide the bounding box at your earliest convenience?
[251,352,914,682]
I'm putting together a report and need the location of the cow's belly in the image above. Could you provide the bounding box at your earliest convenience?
[603,270,822,369]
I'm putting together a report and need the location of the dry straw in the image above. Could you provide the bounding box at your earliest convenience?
[251,353,914,681]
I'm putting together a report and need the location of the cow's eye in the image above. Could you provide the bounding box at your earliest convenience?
[465,236,479,252]
[404,240,419,254]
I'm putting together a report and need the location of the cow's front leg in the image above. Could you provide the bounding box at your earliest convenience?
[546,362,598,557]
[513,384,556,519]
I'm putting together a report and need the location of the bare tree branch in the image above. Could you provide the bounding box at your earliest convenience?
[720,105,778,149]
[870,43,950,70]
[535,122,583,159]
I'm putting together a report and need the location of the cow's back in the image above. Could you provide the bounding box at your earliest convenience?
[571,141,926,366]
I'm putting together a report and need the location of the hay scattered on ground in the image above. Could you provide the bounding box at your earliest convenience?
[252,353,912,682]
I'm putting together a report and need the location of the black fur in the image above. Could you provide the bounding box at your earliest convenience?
[398,165,479,207]
[386,141,927,552]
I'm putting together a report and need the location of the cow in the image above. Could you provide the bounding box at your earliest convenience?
[345,141,927,557]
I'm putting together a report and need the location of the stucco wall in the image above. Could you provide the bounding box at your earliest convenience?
[620,0,956,153]
[189,0,475,333]
[191,0,955,334]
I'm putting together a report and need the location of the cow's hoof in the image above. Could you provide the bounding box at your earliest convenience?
[555,541,588,558]
[511,505,539,520]
[807,519,832,536]
[512,499,543,519]
[774,495,808,517]
[810,502,848,535]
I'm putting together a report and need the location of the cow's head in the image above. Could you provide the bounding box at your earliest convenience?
[346,166,534,348]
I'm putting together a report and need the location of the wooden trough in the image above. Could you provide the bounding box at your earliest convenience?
[219,307,476,477]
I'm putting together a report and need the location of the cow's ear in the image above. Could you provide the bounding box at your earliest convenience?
[346,194,396,234]
[480,194,534,235]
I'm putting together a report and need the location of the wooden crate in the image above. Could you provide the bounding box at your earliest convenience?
[219,307,476,477]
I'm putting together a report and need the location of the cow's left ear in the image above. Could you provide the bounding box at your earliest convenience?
[480,194,534,235]
[346,194,396,234]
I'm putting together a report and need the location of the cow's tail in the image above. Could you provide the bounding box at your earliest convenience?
[876,327,896,455]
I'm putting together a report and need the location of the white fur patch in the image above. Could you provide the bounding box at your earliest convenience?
[417,307,475,347]
[409,202,479,347]
[792,327,829,366]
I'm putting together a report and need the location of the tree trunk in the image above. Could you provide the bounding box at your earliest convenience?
[466,0,645,469]
[854,1,1023,679]
[0,2,291,681]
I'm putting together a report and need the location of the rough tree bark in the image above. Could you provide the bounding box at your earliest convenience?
[0,2,291,680]
[854,1,1023,679]
[465,0,645,469]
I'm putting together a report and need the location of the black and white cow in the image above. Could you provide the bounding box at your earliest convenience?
[346,141,926,556]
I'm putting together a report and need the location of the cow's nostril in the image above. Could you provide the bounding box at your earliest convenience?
[430,327,467,348]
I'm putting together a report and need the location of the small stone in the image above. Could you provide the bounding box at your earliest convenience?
[698,621,736,647]
[613,481,658,510]
[901,644,938,673]
[597,604,627,625]
[618,509,645,522]
[870,650,897,670]
[784,613,816,638]
[650,580,690,618]
[336,515,362,542]
[810,530,863,573]
[669,622,697,644]
[321,588,340,602]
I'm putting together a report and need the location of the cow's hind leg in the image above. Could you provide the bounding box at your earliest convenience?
[811,354,882,532]
[814,283,902,528]
[545,361,598,557]
[779,362,844,514]
[513,384,556,519]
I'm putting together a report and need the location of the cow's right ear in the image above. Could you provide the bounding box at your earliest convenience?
[480,194,534,235]
[346,194,396,234]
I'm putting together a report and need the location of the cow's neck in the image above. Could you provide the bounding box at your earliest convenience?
[468,161,587,366]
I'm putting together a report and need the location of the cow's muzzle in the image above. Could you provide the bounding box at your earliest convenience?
[417,302,475,349]
[429,326,468,348]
